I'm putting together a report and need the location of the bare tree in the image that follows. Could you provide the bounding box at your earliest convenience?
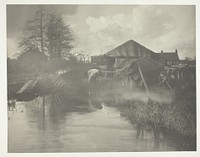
[75,51,91,63]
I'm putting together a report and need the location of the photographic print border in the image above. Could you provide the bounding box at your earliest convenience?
[1,0,200,157]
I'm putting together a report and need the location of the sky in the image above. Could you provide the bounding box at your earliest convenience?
[7,5,196,59]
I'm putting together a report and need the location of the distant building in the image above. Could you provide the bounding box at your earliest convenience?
[157,50,180,66]
[180,58,196,66]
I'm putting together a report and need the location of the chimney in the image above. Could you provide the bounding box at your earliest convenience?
[175,49,177,54]
[161,50,163,53]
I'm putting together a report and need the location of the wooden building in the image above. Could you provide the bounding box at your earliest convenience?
[91,40,164,92]
[157,50,180,66]
[104,40,159,70]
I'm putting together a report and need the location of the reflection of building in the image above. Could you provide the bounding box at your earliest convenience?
[157,50,180,66]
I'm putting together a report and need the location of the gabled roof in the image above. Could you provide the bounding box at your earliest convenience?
[157,52,180,61]
[104,40,156,58]
[17,79,39,94]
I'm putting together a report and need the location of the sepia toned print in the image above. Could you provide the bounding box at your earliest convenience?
[7,5,196,152]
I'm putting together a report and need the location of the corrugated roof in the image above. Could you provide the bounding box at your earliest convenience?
[17,79,39,94]
[104,40,156,58]
[157,52,180,61]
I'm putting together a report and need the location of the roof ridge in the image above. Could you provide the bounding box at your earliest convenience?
[105,39,155,56]
[158,52,177,53]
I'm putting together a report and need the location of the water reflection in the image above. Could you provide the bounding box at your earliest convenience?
[8,93,177,152]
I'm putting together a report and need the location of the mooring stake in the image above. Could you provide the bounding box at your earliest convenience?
[42,96,45,119]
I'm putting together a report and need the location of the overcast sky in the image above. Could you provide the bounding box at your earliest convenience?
[7,5,195,59]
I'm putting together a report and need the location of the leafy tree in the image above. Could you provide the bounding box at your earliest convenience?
[18,6,75,73]
[19,6,48,54]
[46,12,73,59]
[19,7,73,58]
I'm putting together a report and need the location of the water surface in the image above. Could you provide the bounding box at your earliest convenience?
[8,96,177,152]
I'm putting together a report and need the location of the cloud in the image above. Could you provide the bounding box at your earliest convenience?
[71,5,195,59]
[7,5,195,59]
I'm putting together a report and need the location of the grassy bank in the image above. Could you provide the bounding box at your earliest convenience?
[117,90,196,150]
[96,80,196,151]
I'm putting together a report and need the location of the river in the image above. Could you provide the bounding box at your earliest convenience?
[8,95,178,153]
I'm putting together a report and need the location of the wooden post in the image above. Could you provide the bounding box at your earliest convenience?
[137,62,150,98]
[177,70,180,80]
[42,95,46,130]
[131,78,134,107]
[42,96,45,119]
[165,80,173,91]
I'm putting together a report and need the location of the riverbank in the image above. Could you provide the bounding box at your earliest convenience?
[8,76,196,152]
[8,97,178,152]
[96,84,196,151]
